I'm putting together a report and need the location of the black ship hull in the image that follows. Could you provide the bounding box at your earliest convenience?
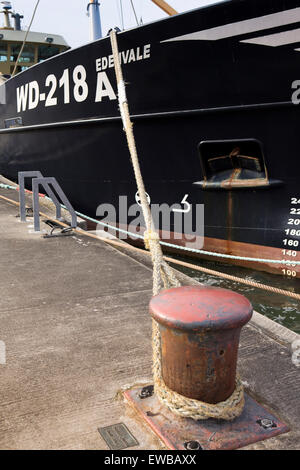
[0,0,299,276]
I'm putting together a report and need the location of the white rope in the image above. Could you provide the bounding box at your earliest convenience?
[12,0,41,76]
[109,29,245,421]
[1,182,299,266]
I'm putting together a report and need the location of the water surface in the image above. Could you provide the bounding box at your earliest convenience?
[171,256,300,334]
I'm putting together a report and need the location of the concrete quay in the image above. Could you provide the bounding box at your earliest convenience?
[0,187,299,450]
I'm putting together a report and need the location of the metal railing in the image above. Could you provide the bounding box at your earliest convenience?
[18,171,77,232]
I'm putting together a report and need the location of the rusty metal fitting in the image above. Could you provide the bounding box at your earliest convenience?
[149,286,253,404]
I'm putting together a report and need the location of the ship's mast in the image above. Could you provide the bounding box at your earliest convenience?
[1,1,13,29]
[87,0,102,40]
[151,0,178,16]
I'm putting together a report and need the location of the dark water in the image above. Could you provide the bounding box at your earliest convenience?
[171,256,300,334]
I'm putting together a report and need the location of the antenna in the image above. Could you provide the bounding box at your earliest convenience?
[119,0,124,30]
[1,1,12,28]
[130,0,139,26]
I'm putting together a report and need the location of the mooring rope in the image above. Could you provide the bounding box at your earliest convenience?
[1,182,299,266]
[163,255,300,301]
[110,29,245,420]
[12,0,41,77]
[1,181,300,302]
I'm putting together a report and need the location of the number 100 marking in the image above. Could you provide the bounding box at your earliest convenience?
[282,268,297,277]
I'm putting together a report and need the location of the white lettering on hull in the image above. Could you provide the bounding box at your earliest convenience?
[15,44,151,113]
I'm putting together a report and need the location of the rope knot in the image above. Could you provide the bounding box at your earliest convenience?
[144,230,160,250]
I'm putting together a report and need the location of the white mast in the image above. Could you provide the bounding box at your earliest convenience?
[87,0,102,40]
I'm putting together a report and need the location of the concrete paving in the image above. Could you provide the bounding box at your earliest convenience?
[0,188,299,450]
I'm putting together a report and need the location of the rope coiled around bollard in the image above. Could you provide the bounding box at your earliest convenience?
[152,320,245,421]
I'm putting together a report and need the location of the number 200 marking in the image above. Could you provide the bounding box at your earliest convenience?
[288,218,300,225]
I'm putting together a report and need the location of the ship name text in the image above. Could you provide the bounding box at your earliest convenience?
[16,44,151,113]
[95,44,151,72]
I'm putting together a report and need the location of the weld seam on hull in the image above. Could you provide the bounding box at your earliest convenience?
[0,100,294,134]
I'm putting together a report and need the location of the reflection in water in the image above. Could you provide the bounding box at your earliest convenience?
[172,256,300,334]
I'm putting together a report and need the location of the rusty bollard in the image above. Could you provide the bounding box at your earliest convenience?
[149,285,253,404]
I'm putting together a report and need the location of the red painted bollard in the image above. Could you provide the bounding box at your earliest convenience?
[149,286,253,404]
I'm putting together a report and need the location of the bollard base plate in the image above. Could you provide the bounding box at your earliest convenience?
[124,387,289,450]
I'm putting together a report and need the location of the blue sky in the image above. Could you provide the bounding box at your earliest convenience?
[2,1,222,48]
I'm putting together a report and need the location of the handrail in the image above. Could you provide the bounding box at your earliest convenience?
[18,171,77,232]
[18,171,62,222]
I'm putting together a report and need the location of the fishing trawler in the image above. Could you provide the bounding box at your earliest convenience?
[0,0,299,277]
